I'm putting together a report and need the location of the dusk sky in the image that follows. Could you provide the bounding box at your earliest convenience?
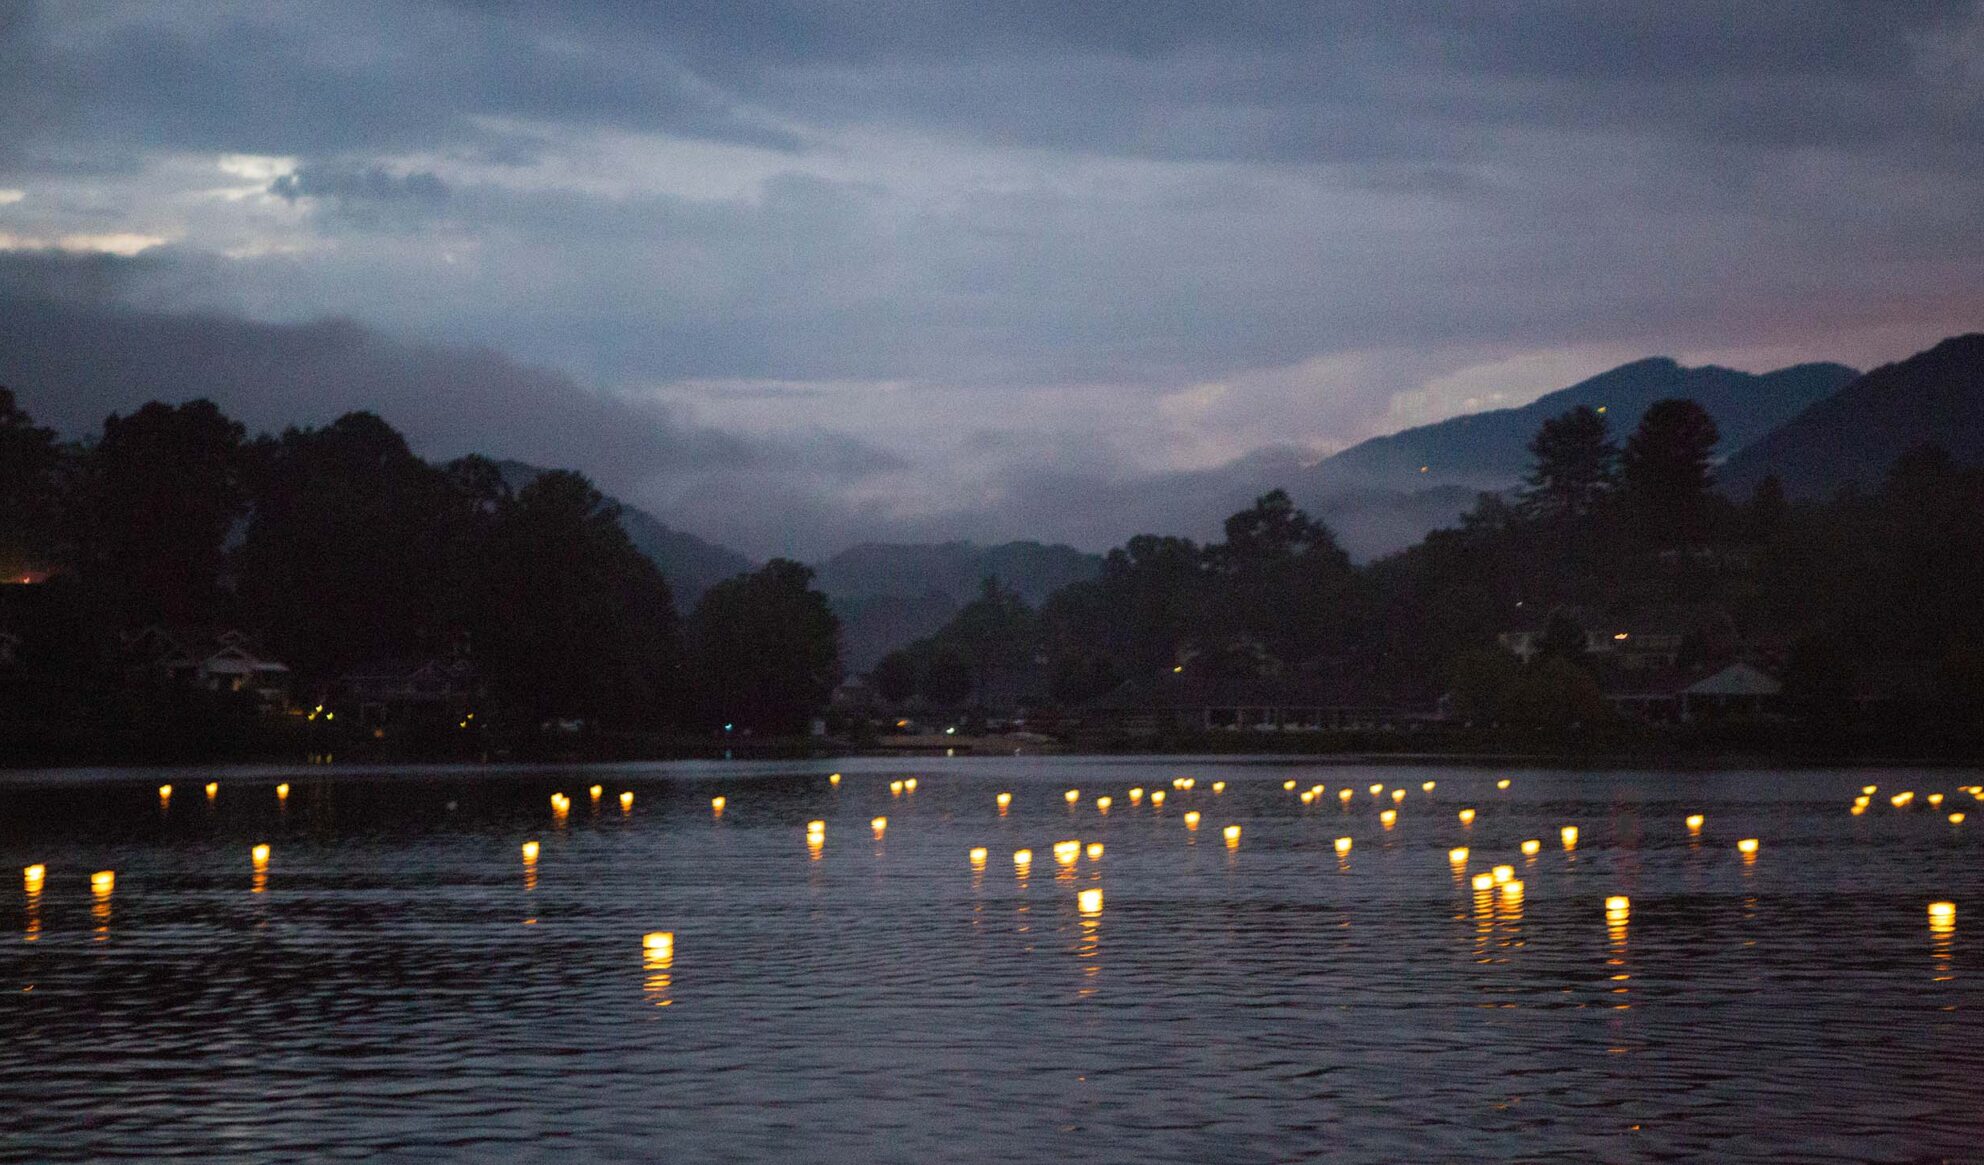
[2,1,1980,558]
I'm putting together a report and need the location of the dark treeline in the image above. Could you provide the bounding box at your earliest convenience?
[0,391,838,762]
[876,397,1984,754]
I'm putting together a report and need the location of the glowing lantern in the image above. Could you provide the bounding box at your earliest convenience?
[1499,879,1524,900]
[1380,809,1397,827]
[1862,785,1878,796]
[1928,901,1956,931]
[1300,790,1316,805]
[1077,888,1103,915]
[619,791,634,810]
[969,847,988,866]
[1097,796,1113,813]
[1449,847,1469,865]
[997,792,1013,810]
[1065,789,1080,804]
[1338,789,1353,804]
[1391,789,1406,804]
[1492,865,1514,884]
[1014,849,1034,869]
[1283,779,1297,791]
[890,780,904,795]
[643,931,674,956]
[1950,812,1966,825]
[1737,837,1759,856]
[205,782,218,799]
[1212,781,1226,794]
[521,841,540,861]
[23,865,45,890]
[91,870,115,894]
[1222,824,1241,843]
[1927,792,1944,808]
[1151,790,1166,807]
[1521,838,1541,856]
[1422,781,1436,792]
[1087,842,1104,859]
[1457,808,1476,825]
[1180,778,1196,791]
[1850,802,1868,816]
[589,784,603,801]
[1605,895,1630,920]
[1560,826,1579,850]
[1054,840,1080,865]
[550,793,569,811]
[829,772,842,786]
[1369,784,1384,797]
[1686,814,1705,832]
[1891,793,1911,808]
[251,843,270,865]
[1334,836,1353,855]
[158,784,172,800]
[1496,779,1511,790]
[905,778,918,792]
[1471,872,1494,891]
[276,783,290,801]
[1184,810,1201,829]
[1129,787,1145,803]
[712,796,726,814]
[871,816,888,836]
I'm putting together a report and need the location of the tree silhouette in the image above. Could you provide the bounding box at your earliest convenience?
[1620,398,1719,544]
[688,559,839,733]
[1519,406,1617,522]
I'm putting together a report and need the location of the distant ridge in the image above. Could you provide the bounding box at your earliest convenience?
[1301,357,1857,494]
[1719,333,1984,498]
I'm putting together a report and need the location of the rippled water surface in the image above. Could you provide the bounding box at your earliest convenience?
[3,758,1981,1163]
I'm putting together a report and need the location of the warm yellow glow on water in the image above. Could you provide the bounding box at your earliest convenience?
[1391,789,1405,803]
[24,864,45,890]
[589,784,603,801]
[1458,808,1476,825]
[1129,787,1144,802]
[1283,779,1297,791]
[1851,801,1868,816]
[969,847,987,866]
[643,931,674,955]
[997,791,1012,810]
[1338,788,1353,803]
[1380,809,1397,827]
[619,791,634,810]
[276,783,290,801]
[1862,784,1877,795]
[1928,901,1956,931]
[1949,812,1966,824]
[1927,793,1944,808]
[905,778,918,792]
[1492,865,1514,884]
[871,816,888,836]
[158,784,172,800]
[1737,837,1759,856]
[1014,849,1033,868]
[251,843,270,865]
[1497,779,1511,790]
[1180,778,1196,790]
[1300,790,1316,804]
[551,792,569,811]
[1471,872,1494,891]
[1521,839,1541,856]
[1087,842,1104,859]
[1449,847,1469,865]
[1606,895,1630,916]
[1065,788,1080,804]
[1184,810,1201,829]
[91,870,115,894]
[1369,784,1384,797]
[1054,840,1081,865]
[1686,814,1705,831]
[1499,879,1524,899]
[829,772,841,785]
[1335,836,1353,855]
[1561,826,1579,849]
[1223,824,1241,843]
[205,781,218,798]
[890,780,904,795]
[712,796,726,814]
[1151,790,1166,806]
[1892,792,1913,807]
[1077,888,1103,915]
[521,841,539,861]
[1212,781,1226,794]
[1096,796,1112,813]
[1422,781,1436,791]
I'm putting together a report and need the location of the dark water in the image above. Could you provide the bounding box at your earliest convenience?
[2,757,1980,1164]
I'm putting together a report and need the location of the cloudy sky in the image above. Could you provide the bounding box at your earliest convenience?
[1,1,1979,558]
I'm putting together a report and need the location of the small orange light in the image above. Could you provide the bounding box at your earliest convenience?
[1211,781,1226,794]
[890,780,904,795]
[619,791,634,810]
[1391,789,1405,803]
[829,772,842,785]
[1086,842,1104,859]
[1128,787,1144,802]
[1334,836,1352,855]
[1054,840,1080,865]
[1283,779,1297,791]
[1065,789,1080,804]
[589,784,603,801]
[204,782,218,798]
[1338,788,1353,803]
[1458,808,1476,825]
[1685,814,1704,831]
[251,843,270,865]
[997,792,1012,809]
[91,870,115,894]
[1421,781,1436,792]
[275,783,290,800]
[712,796,726,813]
[1520,838,1541,856]
[1222,824,1241,843]
[871,816,887,835]
[643,931,674,955]
[968,847,988,865]
[905,778,918,793]
[521,841,540,861]
[1737,837,1759,856]
[1014,848,1033,868]
[1077,888,1103,915]
[1605,895,1630,918]
[1491,865,1514,884]
[1561,825,1579,849]
[24,864,46,889]
[158,784,172,799]
[1471,872,1494,891]
[1096,796,1113,813]
[1449,846,1469,865]
[1151,790,1166,806]
[1184,810,1201,829]
[1369,784,1383,797]
[1380,809,1397,827]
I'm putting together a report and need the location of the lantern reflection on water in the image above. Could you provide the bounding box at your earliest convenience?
[251,843,270,865]
[1014,849,1034,871]
[1300,790,1316,805]
[890,780,904,795]
[276,783,290,802]
[1129,787,1145,803]
[905,778,918,793]
[1952,812,1967,825]
[1497,779,1511,790]
[1369,784,1384,797]
[1338,788,1353,804]
[521,840,540,861]
[829,772,842,786]
[158,784,172,801]
[91,870,115,894]
[1471,872,1494,891]
[1422,781,1436,792]
[24,864,45,891]
[1212,781,1226,794]
[1927,792,1944,808]
[711,796,726,814]
[1283,779,1297,791]
[589,784,603,801]
[1491,865,1514,884]
[1392,789,1406,804]
[205,781,218,799]
[1605,895,1630,920]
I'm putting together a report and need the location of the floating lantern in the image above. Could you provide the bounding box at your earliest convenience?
[1737,837,1759,856]
[1181,778,1196,791]
[589,784,603,801]
[1950,812,1966,825]
[1422,781,1436,792]
[1391,789,1406,803]
[1380,809,1397,827]
[1471,872,1494,891]
[1499,879,1524,899]
[1560,826,1579,850]
[1334,837,1353,855]
[1087,842,1104,859]
[1310,784,1325,797]
[806,820,826,839]
[1065,789,1080,804]
[276,783,290,801]
[1927,792,1944,808]
[1283,779,1297,791]
[1449,846,1469,865]
[1096,796,1113,813]
[712,796,726,814]
[619,791,634,810]
[1151,790,1166,806]
[1492,865,1514,884]
[1014,849,1034,868]
[1862,785,1878,796]
[890,780,904,795]
[643,931,674,956]
[905,778,918,792]
[1605,895,1630,919]
[871,816,888,836]
[158,784,172,800]
[1129,787,1145,803]
[1496,779,1511,790]
[91,870,115,894]
[1928,901,1956,931]
[997,792,1012,810]
[1457,808,1476,825]
[1300,790,1316,805]
[251,843,270,865]
[1077,888,1103,915]
[829,772,841,786]
[1338,788,1353,803]
[550,792,569,811]
[1223,824,1241,843]
[1521,838,1541,856]
[23,864,45,890]
[969,847,988,866]
[1686,814,1705,832]
[1211,781,1226,794]
[1054,840,1080,865]
[1369,784,1384,797]
[521,841,540,861]
[1184,810,1201,829]
[1850,802,1868,816]
[1891,793,1911,808]
[205,782,218,799]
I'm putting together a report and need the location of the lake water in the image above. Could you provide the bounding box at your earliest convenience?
[2,757,1980,1163]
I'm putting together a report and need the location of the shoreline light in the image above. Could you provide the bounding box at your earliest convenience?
[1520,839,1541,856]
[619,791,634,810]
[1560,825,1579,850]
[1184,810,1201,829]
[1457,808,1476,825]
[1077,888,1103,915]
[1737,837,1759,856]
[1334,836,1353,855]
